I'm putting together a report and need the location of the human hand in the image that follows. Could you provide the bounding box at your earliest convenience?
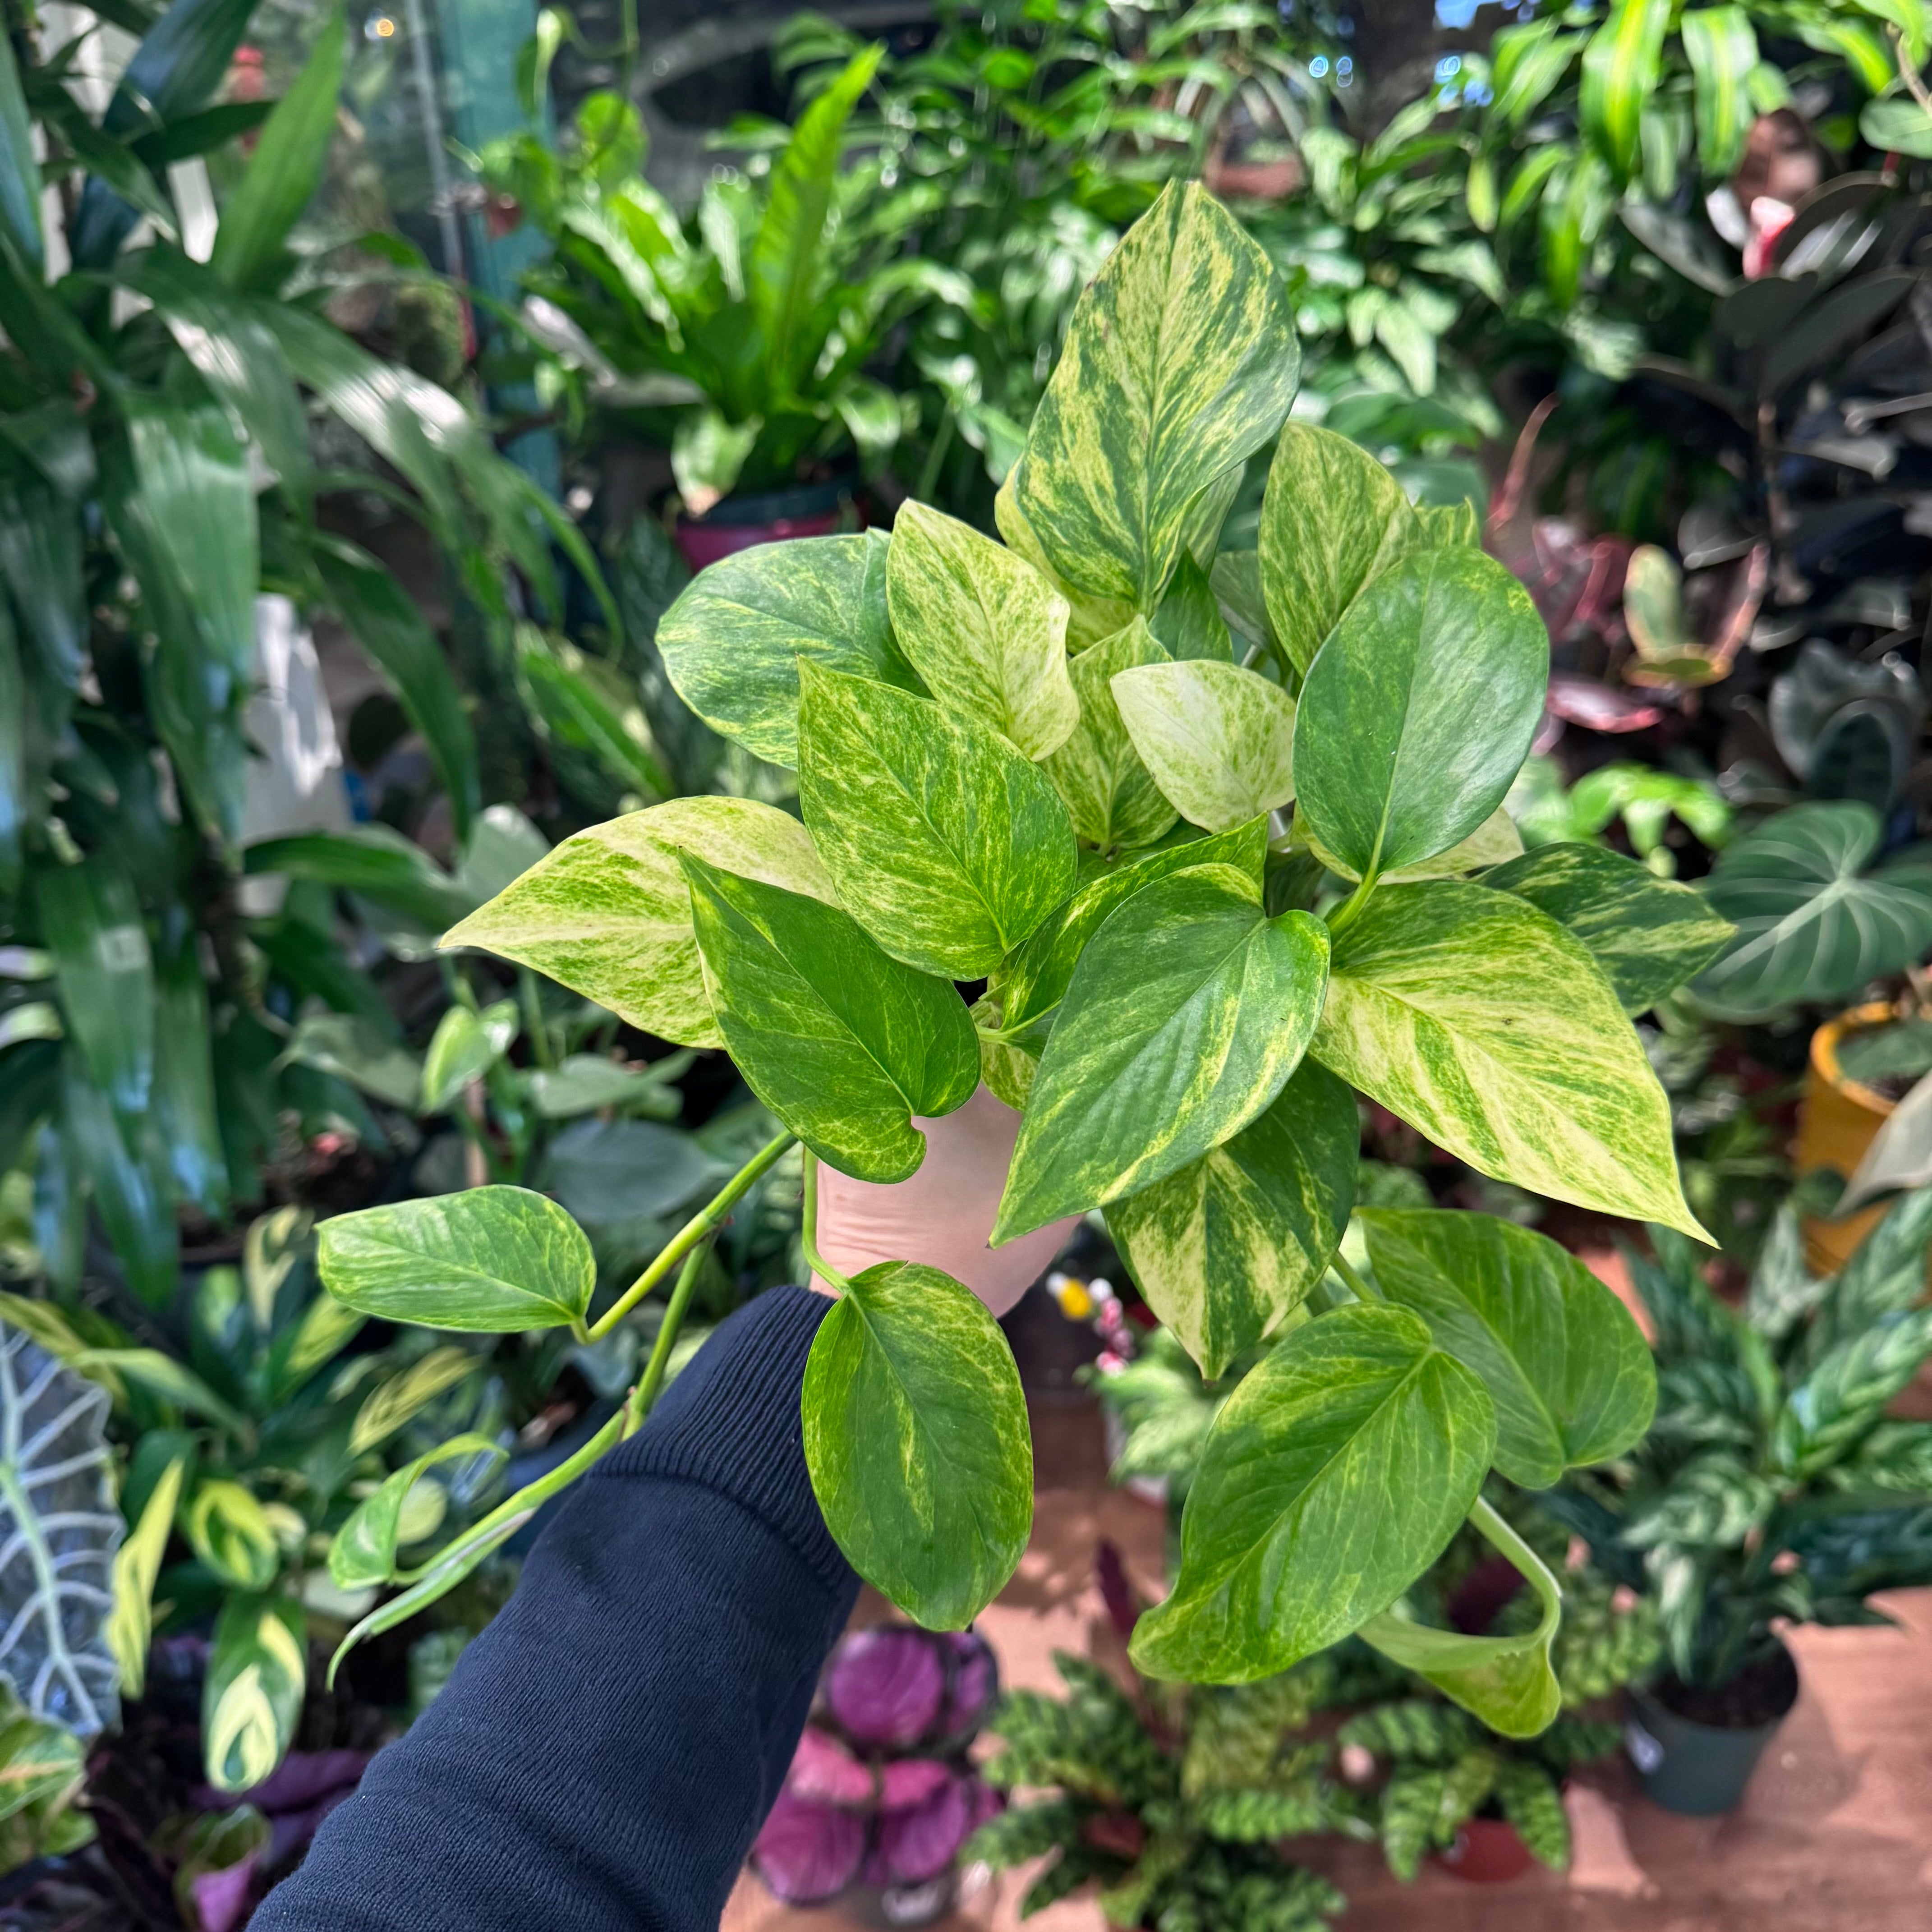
[809,1084,1079,1316]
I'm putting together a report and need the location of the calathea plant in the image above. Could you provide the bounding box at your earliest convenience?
[310,184,1729,1726]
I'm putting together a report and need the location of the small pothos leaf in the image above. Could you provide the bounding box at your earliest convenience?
[803,1262,1032,1629]
[1301,805,1522,885]
[1106,1058,1357,1379]
[1112,659,1297,835]
[0,1333,121,1736]
[1041,619,1178,854]
[419,999,518,1114]
[442,796,835,1051]
[202,1595,306,1794]
[1129,1303,1496,1682]
[683,854,979,1182]
[317,1188,597,1333]
[107,1456,184,1700]
[329,1433,508,1589]
[994,865,1329,1240]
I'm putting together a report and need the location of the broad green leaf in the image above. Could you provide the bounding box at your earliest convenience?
[187,1481,278,1592]
[420,999,518,1113]
[1693,802,1932,1014]
[1106,1059,1357,1379]
[245,825,471,932]
[1113,660,1297,835]
[317,1187,596,1332]
[279,1012,422,1109]
[151,928,225,1217]
[994,865,1330,1240]
[1259,425,1419,676]
[1041,620,1178,854]
[0,29,42,269]
[209,8,345,288]
[657,533,916,768]
[329,1434,507,1589]
[1359,1513,1563,1737]
[885,501,1077,760]
[1362,1210,1656,1487]
[515,626,670,802]
[1292,547,1547,880]
[1152,552,1234,663]
[1482,842,1735,1014]
[1312,881,1705,1237]
[797,663,1076,978]
[683,855,978,1182]
[803,1261,1031,1628]
[999,819,1269,1046]
[1580,0,1671,179]
[994,467,1135,649]
[59,1061,177,1309]
[1302,805,1522,885]
[671,409,759,515]
[1130,1303,1495,1682]
[442,796,833,1051]
[1209,552,1271,654]
[1682,7,1758,178]
[1014,182,1300,611]
[1862,94,1932,160]
[202,1596,306,1794]
[348,1346,478,1455]
[35,859,152,1123]
[1417,499,1481,547]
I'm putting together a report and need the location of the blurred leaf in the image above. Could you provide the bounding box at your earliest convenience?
[420,999,517,1114]
[328,1432,506,1588]
[543,1118,722,1224]
[107,1457,185,1698]
[280,1012,422,1110]
[515,626,671,803]
[0,33,41,267]
[348,1346,478,1455]
[202,1594,305,1794]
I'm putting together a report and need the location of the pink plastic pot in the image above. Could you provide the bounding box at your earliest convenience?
[672,480,851,571]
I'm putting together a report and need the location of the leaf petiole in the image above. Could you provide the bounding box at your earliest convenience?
[1329,1246,1384,1303]
[1323,867,1378,940]
[800,1148,853,1293]
[622,1233,714,1436]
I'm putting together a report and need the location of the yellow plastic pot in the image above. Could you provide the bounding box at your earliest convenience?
[1794,1001,1900,1275]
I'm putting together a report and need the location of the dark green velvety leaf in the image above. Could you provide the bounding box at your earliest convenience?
[1106,1058,1357,1378]
[683,854,979,1182]
[994,865,1329,1240]
[803,1260,1031,1628]
[1040,620,1178,855]
[1293,546,1547,880]
[1361,1209,1656,1487]
[317,1187,595,1332]
[797,662,1076,979]
[1129,1303,1496,1681]
[1481,842,1735,1014]
[656,532,917,767]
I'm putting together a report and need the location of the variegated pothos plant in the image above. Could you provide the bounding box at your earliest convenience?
[313,184,1738,1735]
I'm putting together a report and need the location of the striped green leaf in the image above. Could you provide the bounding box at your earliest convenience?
[187,1481,278,1592]
[683,855,978,1182]
[1481,842,1735,1015]
[655,533,918,767]
[993,865,1329,1240]
[797,662,1076,978]
[1579,0,1671,180]
[329,1433,507,1589]
[107,1457,184,1700]
[1682,7,1759,178]
[1311,881,1706,1237]
[1013,182,1300,611]
[1292,547,1547,881]
[1129,1303,1496,1682]
[803,1261,1032,1628]
[202,1595,305,1794]
[1489,19,1583,133]
[1362,1210,1656,1487]
[1041,620,1178,854]
[1106,1058,1357,1378]
[442,797,833,1050]
[1113,659,1297,835]
[884,501,1077,760]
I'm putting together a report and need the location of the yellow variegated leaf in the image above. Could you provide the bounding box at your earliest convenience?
[349,1344,477,1455]
[1311,881,1706,1237]
[1301,805,1523,884]
[1014,182,1300,611]
[441,797,834,1049]
[1682,7,1758,178]
[107,1457,185,1699]
[1112,659,1297,835]
[1042,619,1178,853]
[885,500,1077,760]
[1579,0,1671,180]
[186,1481,279,1592]
[202,1596,306,1794]
[995,468,1136,648]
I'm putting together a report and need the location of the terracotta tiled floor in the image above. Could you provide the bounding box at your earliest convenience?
[727,1391,1932,1932]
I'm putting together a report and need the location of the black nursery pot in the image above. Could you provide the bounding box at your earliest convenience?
[1624,1642,1800,1815]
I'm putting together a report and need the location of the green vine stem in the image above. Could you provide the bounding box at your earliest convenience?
[587,1130,796,1342]
[622,1233,716,1436]
[1467,1495,1563,1624]
[1323,867,1378,940]
[799,1148,853,1293]
[1329,1247,1383,1303]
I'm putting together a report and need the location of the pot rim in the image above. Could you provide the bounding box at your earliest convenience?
[1633,1636,1801,1735]
[1812,999,1908,1119]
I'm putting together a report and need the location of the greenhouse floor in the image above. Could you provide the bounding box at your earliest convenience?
[723,1387,1932,1932]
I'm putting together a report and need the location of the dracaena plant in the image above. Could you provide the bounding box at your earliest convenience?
[310,183,1734,1728]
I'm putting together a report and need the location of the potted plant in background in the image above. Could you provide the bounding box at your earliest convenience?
[1545,1186,1932,1813]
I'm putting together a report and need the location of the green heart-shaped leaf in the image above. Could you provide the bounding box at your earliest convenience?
[1041,619,1178,853]
[1311,880,1707,1238]
[1292,546,1547,880]
[318,1187,596,1331]
[1361,1209,1656,1487]
[655,532,918,766]
[1152,552,1234,662]
[1014,182,1300,610]
[803,1261,1032,1628]
[683,854,978,1181]
[420,998,517,1113]
[1481,841,1735,1015]
[329,1433,508,1589]
[798,662,1077,978]
[1113,659,1297,835]
[994,865,1329,1240]
[441,796,834,1049]
[1106,1058,1357,1378]
[1129,1302,1496,1682]
[884,500,1077,759]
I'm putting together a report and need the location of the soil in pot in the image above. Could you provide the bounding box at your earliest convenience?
[1626,1642,1800,1816]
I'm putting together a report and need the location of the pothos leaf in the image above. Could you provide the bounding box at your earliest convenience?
[1112,659,1297,835]
[1040,619,1178,854]
[329,1433,508,1589]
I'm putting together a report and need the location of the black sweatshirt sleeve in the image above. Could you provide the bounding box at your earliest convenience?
[253,1286,859,1932]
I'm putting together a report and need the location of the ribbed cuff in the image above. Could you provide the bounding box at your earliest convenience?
[587,1285,852,1593]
